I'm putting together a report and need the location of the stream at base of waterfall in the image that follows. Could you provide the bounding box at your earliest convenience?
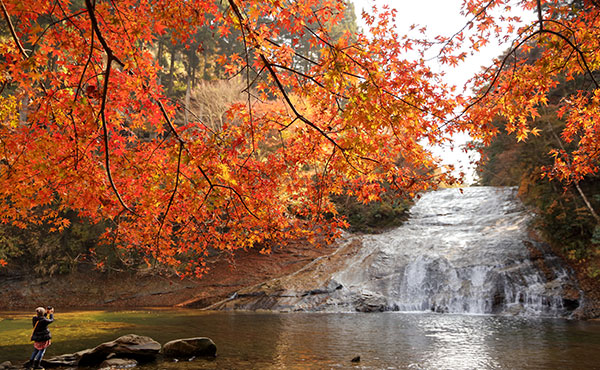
[1,310,600,370]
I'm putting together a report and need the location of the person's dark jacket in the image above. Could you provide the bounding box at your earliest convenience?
[30,314,54,342]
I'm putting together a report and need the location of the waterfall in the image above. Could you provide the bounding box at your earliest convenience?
[211,186,581,317]
[331,187,579,316]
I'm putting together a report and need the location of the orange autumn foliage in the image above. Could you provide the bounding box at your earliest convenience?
[0,0,458,275]
[463,0,600,187]
[2,0,599,275]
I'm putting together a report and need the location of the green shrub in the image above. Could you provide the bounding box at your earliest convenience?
[332,193,413,233]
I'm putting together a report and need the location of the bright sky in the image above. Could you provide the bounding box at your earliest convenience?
[352,0,535,184]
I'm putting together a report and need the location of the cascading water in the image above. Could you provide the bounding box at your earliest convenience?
[330,186,579,316]
[211,187,581,317]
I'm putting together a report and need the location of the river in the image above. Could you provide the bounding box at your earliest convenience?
[1,309,600,369]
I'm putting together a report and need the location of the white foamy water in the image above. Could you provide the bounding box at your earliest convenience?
[329,187,579,316]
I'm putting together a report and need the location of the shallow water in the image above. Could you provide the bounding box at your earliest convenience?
[1,309,600,369]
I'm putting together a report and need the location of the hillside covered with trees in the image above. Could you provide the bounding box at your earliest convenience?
[476,73,600,287]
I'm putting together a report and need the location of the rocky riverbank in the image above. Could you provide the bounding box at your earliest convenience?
[206,237,365,312]
[527,228,600,320]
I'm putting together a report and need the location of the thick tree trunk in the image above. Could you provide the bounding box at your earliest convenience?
[202,54,208,79]
[167,47,176,96]
[157,38,164,67]
[19,95,28,124]
[157,38,164,86]
[185,70,191,124]
[575,182,600,224]
[192,65,196,89]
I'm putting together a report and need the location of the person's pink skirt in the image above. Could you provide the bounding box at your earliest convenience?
[33,340,51,350]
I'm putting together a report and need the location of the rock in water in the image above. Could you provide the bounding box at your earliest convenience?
[161,337,217,358]
[79,334,161,366]
[45,334,161,367]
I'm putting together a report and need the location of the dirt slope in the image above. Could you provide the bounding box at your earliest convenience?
[0,240,340,310]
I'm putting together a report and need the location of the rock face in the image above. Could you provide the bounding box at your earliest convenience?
[44,334,160,367]
[161,337,217,358]
[206,238,363,312]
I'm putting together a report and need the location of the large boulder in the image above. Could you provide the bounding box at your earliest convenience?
[43,352,81,367]
[161,337,217,358]
[78,334,161,366]
[44,334,161,367]
[354,292,387,312]
[0,361,15,370]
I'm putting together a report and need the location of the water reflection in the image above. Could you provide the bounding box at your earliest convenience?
[416,315,500,369]
[1,310,600,369]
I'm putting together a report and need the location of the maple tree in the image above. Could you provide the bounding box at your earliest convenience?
[464,0,600,272]
[461,0,600,223]
[0,0,458,275]
[2,0,599,275]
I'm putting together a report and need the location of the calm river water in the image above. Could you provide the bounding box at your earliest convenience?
[1,309,600,369]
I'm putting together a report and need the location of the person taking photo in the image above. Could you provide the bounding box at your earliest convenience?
[26,306,54,369]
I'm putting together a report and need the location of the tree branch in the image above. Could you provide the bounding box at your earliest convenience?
[0,0,29,58]
[85,0,133,214]
[226,0,359,154]
[546,120,600,224]
[155,141,184,247]
[157,99,259,220]
[84,0,124,67]
[537,0,543,32]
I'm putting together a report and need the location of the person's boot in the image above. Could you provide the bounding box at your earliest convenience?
[33,359,44,369]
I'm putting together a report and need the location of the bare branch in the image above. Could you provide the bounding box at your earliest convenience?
[0,0,29,58]
[85,0,133,214]
[157,99,259,220]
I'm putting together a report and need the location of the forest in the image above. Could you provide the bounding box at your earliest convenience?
[0,0,599,282]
